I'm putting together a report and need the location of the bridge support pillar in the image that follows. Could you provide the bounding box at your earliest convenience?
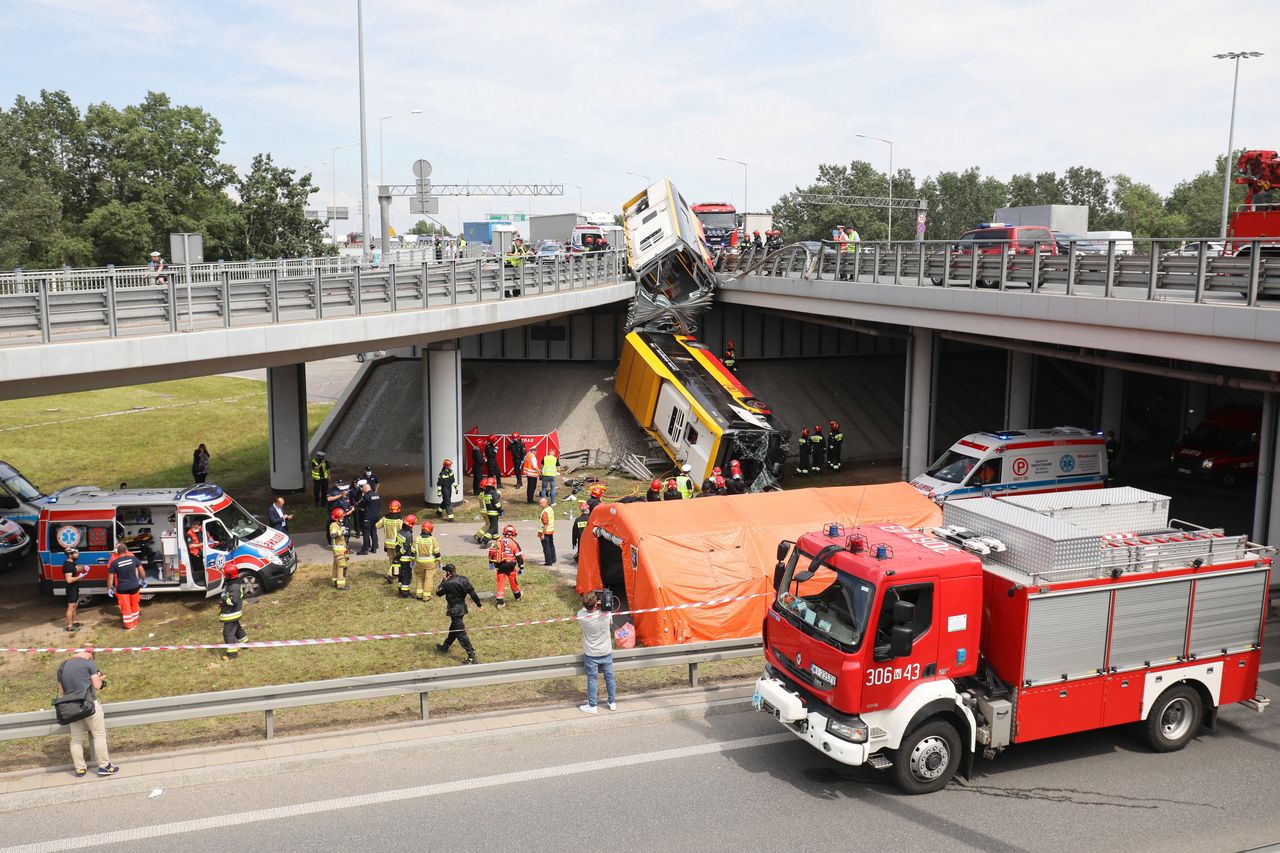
[1252,393,1280,545]
[267,363,308,493]
[423,341,464,506]
[1181,381,1209,436]
[902,329,935,480]
[1004,351,1033,430]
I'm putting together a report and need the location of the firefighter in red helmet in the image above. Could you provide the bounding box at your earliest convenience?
[722,339,737,373]
[646,479,663,501]
[797,427,811,476]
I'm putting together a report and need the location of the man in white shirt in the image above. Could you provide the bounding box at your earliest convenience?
[576,591,617,713]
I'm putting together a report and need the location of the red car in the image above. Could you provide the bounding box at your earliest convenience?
[954,223,1059,255]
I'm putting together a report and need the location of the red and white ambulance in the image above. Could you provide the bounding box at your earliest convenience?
[37,485,296,601]
[754,487,1269,794]
[911,427,1107,503]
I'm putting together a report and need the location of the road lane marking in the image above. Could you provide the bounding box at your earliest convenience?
[1261,661,1280,673]
[1,733,794,852]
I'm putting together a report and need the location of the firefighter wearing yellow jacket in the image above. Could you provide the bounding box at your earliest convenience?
[379,500,404,584]
[414,520,443,601]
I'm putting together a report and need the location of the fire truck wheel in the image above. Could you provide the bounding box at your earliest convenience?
[1144,685,1202,752]
[892,720,961,795]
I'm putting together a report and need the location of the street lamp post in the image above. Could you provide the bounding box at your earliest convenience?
[717,157,748,215]
[856,133,894,240]
[1213,51,1263,240]
[356,0,372,260]
[564,182,585,212]
[378,109,424,185]
[330,142,361,243]
[625,171,652,186]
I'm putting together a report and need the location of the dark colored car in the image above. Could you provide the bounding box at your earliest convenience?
[1170,407,1262,488]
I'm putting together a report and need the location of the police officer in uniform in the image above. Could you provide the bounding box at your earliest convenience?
[310,451,330,507]
[469,442,484,495]
[435,460,456,521]
[809,425,825,475]
[509,434,526,489]
[356,482,382,555]
[675,464,695,499]
[484,436,502,488]
[435,563,482,664]
[827,420,844,471]
[329,508,350,591]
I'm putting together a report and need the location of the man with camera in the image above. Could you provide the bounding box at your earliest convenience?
[56,647,118,777]
[576,590,617,714]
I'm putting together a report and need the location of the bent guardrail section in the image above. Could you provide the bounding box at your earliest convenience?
[0,636,762,742]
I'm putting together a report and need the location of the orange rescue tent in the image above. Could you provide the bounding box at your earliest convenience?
[575,483,941,646]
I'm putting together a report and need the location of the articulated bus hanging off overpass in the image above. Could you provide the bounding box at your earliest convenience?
[621,179,719,330]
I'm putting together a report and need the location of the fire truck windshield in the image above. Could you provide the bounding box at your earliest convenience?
[697,213,736,229]
[214,500,267,541]
[775,546,875,652]
[924,448,981,484]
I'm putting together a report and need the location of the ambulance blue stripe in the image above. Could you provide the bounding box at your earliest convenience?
[945,474,1104,497]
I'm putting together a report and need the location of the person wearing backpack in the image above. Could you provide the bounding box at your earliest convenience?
[56,647,117,777]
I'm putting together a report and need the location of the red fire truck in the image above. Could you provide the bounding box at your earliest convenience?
[691,202,738,251]
[1229,149,1280,256]
[753,487,1270,794]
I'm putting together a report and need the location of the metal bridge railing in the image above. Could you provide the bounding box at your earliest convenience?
[735,238,1280,307]
[0,636,761,743]
[0,250,629,345]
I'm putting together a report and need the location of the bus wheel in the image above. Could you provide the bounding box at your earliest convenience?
[1144,685,1202,752]
[892,720,961,795]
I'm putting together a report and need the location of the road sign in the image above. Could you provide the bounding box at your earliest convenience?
[412,159,433,179]
[487,213,528,222]
[169,233,203,265]
[304,209,323,220]
[410,196,440,215]
[327,206,350,220]
[916,211,928,236]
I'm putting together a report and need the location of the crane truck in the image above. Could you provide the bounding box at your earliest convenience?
[754,487,1270,794]
[1231,149,1280,256]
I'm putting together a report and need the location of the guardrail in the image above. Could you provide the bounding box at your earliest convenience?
[732,238,1280,306]
[0,636,762,743]
[0,250,629,345]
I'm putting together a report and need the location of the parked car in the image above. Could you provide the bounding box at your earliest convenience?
[1163,240,1226,258]
[1051,231,1106,255]
[0,516,30,569]
[1170,406,1261,489]
[535,240,565,259]
[954,224,1059,255]
[796,241,838,256]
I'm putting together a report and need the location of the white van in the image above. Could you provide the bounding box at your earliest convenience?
[910,427,1108,503]
[1084,231,1135,255]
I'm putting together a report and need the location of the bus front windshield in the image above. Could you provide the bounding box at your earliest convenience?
[214,500,268,541]
[775,546,875,652]
[924,449,980,484]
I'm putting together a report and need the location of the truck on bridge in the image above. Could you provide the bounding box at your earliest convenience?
[1230,149,1280,256]
[753,487,1269,794]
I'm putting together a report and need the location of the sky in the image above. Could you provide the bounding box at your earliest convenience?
[2,0,1278,236]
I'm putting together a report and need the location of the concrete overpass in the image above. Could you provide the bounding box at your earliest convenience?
[0,252,634,499]
[722,240,1280,543]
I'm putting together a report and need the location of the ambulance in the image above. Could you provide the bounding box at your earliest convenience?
[910,427,1107,503]
[37,484,296,601]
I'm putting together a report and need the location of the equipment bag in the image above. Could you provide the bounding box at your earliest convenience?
[53,689,96,725]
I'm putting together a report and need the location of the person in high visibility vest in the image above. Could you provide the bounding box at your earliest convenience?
[521,448,540,503]
[845,225,860,253]
[379,500,403,585]
[394,514,419,598]
[797,427,811,476]
[218,564,245,660]
[675,464,694,499]
[474,478,502,543]
[310,451,329,507]
[493,524,524,607]
[538,497,557,566]
[540,451,559,504]
[827,419,844,471]
[413,520,443,601]
[572,500,590,556]
[722,340,737,373]
[458,236,468,256]
[435,460,456,521]
[329,508,350,591]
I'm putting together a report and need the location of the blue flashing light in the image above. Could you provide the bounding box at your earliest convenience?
[180,484,225,503]
[875,544,889,560]
[824,522,840,537]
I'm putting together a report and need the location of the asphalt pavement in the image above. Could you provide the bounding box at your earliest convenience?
[2,628,1279,853]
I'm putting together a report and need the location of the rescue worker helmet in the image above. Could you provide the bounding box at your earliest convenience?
[667,478,677,488]
[730,459,740,469]
[651,479,661,490]
[330,508,345,520]
[511,432,521,439]
[580,501,589,511]
[403,514,418,527]
[801,428,809,437]
[388,500,402,513]
[421,521,434,533]
[442,459,452,467]
[503,524,516,537]
[830,420,840,431]
[225,564,240,580]
[713,467,722,476]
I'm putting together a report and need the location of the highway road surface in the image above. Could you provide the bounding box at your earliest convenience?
[2,635,1279,852]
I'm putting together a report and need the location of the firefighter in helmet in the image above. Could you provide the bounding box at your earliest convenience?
[379,499,403,585]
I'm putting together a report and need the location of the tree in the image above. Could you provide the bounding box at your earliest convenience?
[0,111,92,268]
[234,153,328,259]
[1110,175,1186,243]
[1007,171,1065,208]
[918,168,1009,240]
[409,219,452,237]
[1166,153,1246,238]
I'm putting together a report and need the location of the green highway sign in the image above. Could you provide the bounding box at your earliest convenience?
[487,213,528,221]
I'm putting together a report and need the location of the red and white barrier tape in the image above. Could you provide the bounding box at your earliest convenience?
[0,592,773,654]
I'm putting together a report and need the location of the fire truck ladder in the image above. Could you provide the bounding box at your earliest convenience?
[1039,528,1257,585]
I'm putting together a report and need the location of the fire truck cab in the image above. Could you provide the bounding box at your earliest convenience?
[37,485,297,601]
[911,427,1107,503]
[754,487,1269,794]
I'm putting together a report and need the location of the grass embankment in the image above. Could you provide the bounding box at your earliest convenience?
[0,556,757,770]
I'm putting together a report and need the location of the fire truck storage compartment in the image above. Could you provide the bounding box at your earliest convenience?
[944,497,1104,580]
[997,487,1170,535]
[1187,571,1268,657]
[1022,590,1110,684]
